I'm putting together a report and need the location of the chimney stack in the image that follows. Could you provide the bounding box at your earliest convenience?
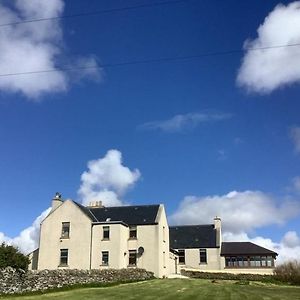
[87,200,103,208]
[214,216,222,247]
[51,192,63,211]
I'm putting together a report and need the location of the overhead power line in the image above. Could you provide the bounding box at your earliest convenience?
[0,42,299,78]
[0,0,188,27]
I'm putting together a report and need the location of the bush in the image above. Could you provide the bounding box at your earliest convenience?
[274,261,300,285]
[0,243,30,271]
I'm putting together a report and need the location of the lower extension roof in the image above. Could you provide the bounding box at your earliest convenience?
[221,242,278,257]
[170,225,217,249]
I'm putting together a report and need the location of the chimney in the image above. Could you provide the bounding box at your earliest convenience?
[51,192,63,211]
[87,200,103,208]
[214,216,222,247]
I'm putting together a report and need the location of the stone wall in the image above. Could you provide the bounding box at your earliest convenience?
[0,267,154,295]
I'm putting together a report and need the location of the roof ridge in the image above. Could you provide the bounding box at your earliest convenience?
[89,204,161,209]
[170,224,214,228]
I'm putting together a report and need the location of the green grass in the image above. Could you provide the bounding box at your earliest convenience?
[1,279,300,300]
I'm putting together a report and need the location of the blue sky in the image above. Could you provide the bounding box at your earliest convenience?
[0,0,299,261]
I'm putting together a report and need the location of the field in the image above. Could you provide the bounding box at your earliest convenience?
[1,279,300,300]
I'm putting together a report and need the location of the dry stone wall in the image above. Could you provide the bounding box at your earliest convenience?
[0,267,154,295]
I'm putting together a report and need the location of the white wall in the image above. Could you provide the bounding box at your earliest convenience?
[38,200,92,270]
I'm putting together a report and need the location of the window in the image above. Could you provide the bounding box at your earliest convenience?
[163,226,166,242]
[103,226,110,239]
[60,249,68,266]
[129,226,137,239]
[199,249,207,264]
[178,249,185,264]
[261,256,267,267]
[61,222,70,239]
[267,256,274,267]
[102,251,109,265]
[225,256,274,268]
[225,257,232,267]
[129,250,137,266]
[237,256,244,267]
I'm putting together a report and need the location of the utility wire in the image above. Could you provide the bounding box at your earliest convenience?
[0,42,299,78]
[0,0,188,27]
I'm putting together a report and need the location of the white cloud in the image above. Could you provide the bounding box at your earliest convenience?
[0,0,100,99]
[78,150,141,206]
[290,126,300,153]
[0,207,51,254]
[292,176,300,193]
[139,112,232,133]
[282,231,300,248]
[170,190,300,233]
[170,190,300,263]
[237,1,300,93]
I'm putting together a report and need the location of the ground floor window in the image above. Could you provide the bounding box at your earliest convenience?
[199,249,207,264]
[225,255,274,268]
[60,249,68,266]
[178,249,185,264]
[129,250,137,266]
[102,251,109,265]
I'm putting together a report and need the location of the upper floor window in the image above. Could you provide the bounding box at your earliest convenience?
[102,251,109,266]
[200,249,207,264]
[103,226,110,240]
[163,226,166,242]
[178,249,185,264]
[61,222,70,239]
[129,226,137,239]
[60,249,68,266]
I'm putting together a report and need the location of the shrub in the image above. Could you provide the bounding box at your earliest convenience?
[274,261,300,285]
[181,270,275,283]
[0,243,30,271]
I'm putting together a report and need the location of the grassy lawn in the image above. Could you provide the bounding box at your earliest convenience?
[1,279,300,300]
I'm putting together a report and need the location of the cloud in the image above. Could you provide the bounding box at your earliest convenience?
[0,208,51,254]
[78,150,141,206]
[170,190,300,263]
[139,112,232,133]
[292,176,300,193]
[170,190,300,233]
[290,126,300,153]
[0,0,100,99]
[237,1,300,94]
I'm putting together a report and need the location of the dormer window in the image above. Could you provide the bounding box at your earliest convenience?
[61,222,70,239]
[129,226,137,239]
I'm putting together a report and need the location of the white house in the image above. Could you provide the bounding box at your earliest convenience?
[30,193,277,277]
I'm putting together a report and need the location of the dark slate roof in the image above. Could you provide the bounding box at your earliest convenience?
[76,203,160,225]
[221,242,278,256]
[169,225,217,249]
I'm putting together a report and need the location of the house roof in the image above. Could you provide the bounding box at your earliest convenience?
[75,202,160,226]
[169,225,217,249]
[221,242,278,256]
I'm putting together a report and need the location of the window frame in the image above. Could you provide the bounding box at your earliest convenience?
[128,250,137,266]
[178,249,185,265]
[129,226,137,239]
[199,248,207,264]
[225,255,274,268]
[61,222,70,239]
[103,226,110,240]
[101,251,109,266]
[59,249,68,266]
